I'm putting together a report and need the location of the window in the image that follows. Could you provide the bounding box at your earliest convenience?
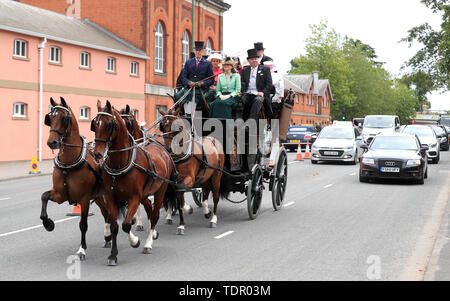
[296,95,299,104]
[155,22,164,73]
[131,109,138,120]
[206,38,213,56]
[14,39,27,58]
[106,57,116,72]
[156,105,167,121]
[80,107,89,120]
[80,52,90,68]
[49,46,61,63]
[182,30,190,67]
[130,61,138,76]
[301,95,304,104]
[13,102,26,118]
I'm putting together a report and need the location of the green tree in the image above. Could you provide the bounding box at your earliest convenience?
[402,0,450,91]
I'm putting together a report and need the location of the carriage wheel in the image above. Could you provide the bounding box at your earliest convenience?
[272,148,288,211]
[247,165,264,220]
[192,190,203,208]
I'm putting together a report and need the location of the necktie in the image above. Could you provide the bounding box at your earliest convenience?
[196,60,199,68]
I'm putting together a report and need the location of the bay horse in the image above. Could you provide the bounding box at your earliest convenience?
[40,97,111,261]
[92,100,175,266]
[158,108,225,234]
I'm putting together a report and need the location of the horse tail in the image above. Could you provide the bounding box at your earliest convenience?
[163,166,179,212]
[219,171,234,199]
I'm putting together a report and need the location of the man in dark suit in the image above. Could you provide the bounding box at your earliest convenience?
[241,48,273,121]
[175,41,214,116]
[254,42,273,65]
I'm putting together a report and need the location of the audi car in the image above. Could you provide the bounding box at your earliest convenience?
[359,133,428,184]
[402,125,440,164]
[311,125,364,164]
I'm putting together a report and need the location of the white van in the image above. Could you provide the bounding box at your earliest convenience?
[362,115,401,144]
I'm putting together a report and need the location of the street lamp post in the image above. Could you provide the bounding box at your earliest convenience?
[192,0,195,52]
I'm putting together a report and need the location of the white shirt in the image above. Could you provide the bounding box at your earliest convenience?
[271,71,284,102]
[247,67,258,95]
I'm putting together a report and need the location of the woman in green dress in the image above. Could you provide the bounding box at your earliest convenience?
[210,57,241,119]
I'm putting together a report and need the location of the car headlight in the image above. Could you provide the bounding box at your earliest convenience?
[406,159,421,167]
[429,143,437,148]
[362,158,375,165]
[441,137,447,143]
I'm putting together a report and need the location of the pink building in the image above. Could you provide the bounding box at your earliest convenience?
[0,0,148,162]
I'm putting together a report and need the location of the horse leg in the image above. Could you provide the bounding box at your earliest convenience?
[135,205,144,231]
[209,173,222,228]
[107,202,119,266]
[183,202,194,215]
[93,196,112,248]
[143,186,166,254]
[176,193,186,235]
[40,189,64,232]
[122,196,141,249]
[76,198,91,261]
[202,189,212,220]
[165,205,174,225]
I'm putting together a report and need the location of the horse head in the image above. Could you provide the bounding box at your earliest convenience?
[119,104,141,140]
[91,100,126,161]
[45,97,75,149]
[157,107,188,151]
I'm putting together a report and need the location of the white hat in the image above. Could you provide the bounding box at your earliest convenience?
[207,53,223,61]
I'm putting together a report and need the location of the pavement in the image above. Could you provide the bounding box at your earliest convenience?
[0,159,54,182]
[0,151,449,281]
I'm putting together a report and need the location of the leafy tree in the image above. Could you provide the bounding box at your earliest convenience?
[402,0,450,91]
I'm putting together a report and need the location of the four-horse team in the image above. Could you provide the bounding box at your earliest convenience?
[40,41,293,266]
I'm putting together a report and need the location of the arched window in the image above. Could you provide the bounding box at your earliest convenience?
[205,38,213,56]
[155,22,164,73]
[182,31,190,67]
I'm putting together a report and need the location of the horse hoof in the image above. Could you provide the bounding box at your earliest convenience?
[107,257,117,266]
[154,231,159,240]
[43,219,55,232]
[176,228,185,235]
[166,219,173,225]
[209,222,217,228]
[77,253,86,261]
[135,225,144,231]
[188,208,194,214]
[204,212,212,219]
[142,247,152,254]
[132,239,140,249]
[102,241,111,248]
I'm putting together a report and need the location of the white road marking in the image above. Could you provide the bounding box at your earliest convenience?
[214,231,234,239]
[438,170,450,173]
[284,201,295,207]
[0,216,79,238]
[288,161,299,165]
[0,197,11,201]
[323,184,334,189]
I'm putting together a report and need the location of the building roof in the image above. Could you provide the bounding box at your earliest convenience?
[0,0,148,59]
[284,74,314,93]
[318,79,334,102]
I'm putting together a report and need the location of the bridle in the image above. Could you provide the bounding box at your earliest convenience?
[45,106,72,138]
[91,111,118,145]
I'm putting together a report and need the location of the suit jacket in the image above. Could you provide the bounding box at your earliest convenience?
[241,65,273,98]
[181,57,214,88]
[260,55,273,65]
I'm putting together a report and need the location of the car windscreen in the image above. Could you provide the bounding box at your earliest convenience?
[364,116,395,129]
[318,127,354,139]
[432,126,445,136]
[402,126,434,137]
[440,117,450,126]
[289,128,308,132]
[370,136,418,151]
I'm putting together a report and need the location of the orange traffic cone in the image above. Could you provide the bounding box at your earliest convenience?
[66,204,93,216]
[304,141,311,159]
[295,142,304,161]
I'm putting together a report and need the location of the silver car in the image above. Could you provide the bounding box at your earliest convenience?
[402,125,440,164]
[311,125,364,165]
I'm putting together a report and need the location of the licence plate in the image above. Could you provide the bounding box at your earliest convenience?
[380,167,400,173]
[290,140,300,143]
[324,151,339,156]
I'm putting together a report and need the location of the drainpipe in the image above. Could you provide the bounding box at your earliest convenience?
[38,37,47,162]
[192,0,195,51]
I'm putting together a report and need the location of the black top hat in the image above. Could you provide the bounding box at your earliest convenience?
[247,48,259,59]
[194,41,205,50]
[254,42,265,51]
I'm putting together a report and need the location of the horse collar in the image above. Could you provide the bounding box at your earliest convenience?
[103,134,137,177]
[54,136,87,170]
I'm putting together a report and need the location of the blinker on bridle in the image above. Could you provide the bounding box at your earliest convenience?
[45,106,72,137]
[92,111,118,145]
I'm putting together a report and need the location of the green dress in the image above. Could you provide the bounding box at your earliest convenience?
[210,73,241,119]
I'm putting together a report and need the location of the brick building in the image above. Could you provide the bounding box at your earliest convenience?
[284,72,333,127]
[18,0,231,124]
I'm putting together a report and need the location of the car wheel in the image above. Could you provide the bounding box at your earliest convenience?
[432,157,439,164]
[351,151,358,165]
[424,167,428,179]
[417,171,425,185]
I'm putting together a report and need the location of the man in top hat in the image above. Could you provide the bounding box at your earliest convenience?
[240,48,273,121]
[254,42,273,65]
[176,41,214,116]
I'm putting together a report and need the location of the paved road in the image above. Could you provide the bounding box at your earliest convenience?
[0,151,449,281]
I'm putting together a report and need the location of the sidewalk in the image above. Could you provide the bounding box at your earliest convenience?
[0,159,54,182]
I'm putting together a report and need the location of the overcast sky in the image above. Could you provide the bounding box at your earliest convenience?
[223,0,449,111]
